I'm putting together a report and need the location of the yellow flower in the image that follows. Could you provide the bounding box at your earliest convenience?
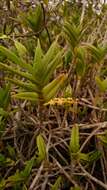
[44,97,78,106]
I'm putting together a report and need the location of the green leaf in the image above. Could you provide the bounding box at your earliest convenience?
[98,133,107,146]
[0,153,14,167]
[43,40,60,69]
[0,62,36,84]
[0,108,9,117]
[43,74,67,102]
[75,46,86,77]
[0,153,5,163]
[78,153,89,162]
[64,84,72,98]
[21,157,35,179]
[43,0,49,5]
[69,124,80,154]
[0,84,10,109]
[0,34,9,39]
[33,39,45,84]
[7,145,16,159]
[86,44,107,63]
[33,40,61,86]
[14,40,28,58]
[88,150,101,162]
[51,176,62,190]
[22,185,28,190]
[7,157,35,184]
[26,5,43,32]
[7,170,23,184]
[0,46,32,72]
[64,49,73,67]
[36,134,46,162]
[43,51,63,85]
[6,78,39,92]
[63,22,83,50]
[96,77,107,92]
[0,179,6,190]
[13,92,39,102]
[33,39,44,65]
[79,151,101,163]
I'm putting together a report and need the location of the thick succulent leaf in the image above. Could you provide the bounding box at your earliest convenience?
[21,157,35,179]
[0,62,37,84]
[63,22,83,49]
[75,46,86,77]
[6,78,39,92]
[0,46,32,72]
[33,61,46,86]
[64,49,73,67]
[33,40,61,86]
[7,171,23,184]
[64,22,77,42]
[51,176,62,190]
[0,108,9,117]
[33,39,44,70]
[14,40,28,58]
[43,0,49,4]
[78,150,101,164]
[7,157,35,184]
[43,51,63,85]
[12,92,39,102]
[78,153,89,162]
[43,74,67,102]
[43,40,60,68]
[88,150,101,162]
[64,84,72,98]
[0,84,10,109]
[0,179,6,189]
[7,145,16,159]
[69,124,80,154]
[33,39,45,83]
[86,44,107,63]
[36,134,46,161]
[98,133,107,145]
[0,34,9,39]
[26,5,43,32]
[96,77,107,92]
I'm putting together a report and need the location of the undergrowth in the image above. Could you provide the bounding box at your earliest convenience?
[0,1,107,189]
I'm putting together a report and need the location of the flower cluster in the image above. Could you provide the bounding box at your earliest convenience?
[44,97,79,106]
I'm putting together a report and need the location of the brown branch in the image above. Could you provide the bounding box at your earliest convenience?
[79,162,107,190]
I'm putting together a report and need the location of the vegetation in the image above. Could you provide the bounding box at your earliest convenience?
[0,0,107,189]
